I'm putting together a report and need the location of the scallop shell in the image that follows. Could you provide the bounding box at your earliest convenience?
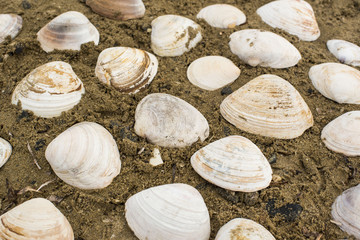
[229,29,301,68]
[45,122,121,190]
[187,56,240,91]
[0,14,22,43]
[191,136,272,192]
[151,15,202,57]
[125,183,210,240]
[215,218,276,240]
[220,74,313,139]
[197,4,246,29]
[0,198,73,239]
[309,63,360,104]
[327,39,360,67]
[0,138,12,168]
[95,47,158,93]
[134,93,209,147]
[86,0,145,20]
[37,11,99,52]
[11,61,85,118]
[257,0,320,41]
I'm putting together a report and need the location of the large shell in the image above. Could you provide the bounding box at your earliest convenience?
[187,56,240,91]
[125,183,210,240]
[86,0,145,20]
[191,136,272,192]
[37,11,99,52]
[321,111,360,156]
[229,29,301,68]
[11,61,85,118]
[197,4,246,29]
[0,138,12,168]
[45,122,121,190]
[0,198,73,239]
[327,39,360,67]
[95,47,158,93]
[134,93,209,147]
[309,62,360,104]
[215,218,276,240]
[331,184,360,239]
[220,74,313,139]
[257,0,320,41]
[0,14,22,43]
[151,15,202,57]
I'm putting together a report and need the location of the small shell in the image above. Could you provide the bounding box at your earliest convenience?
[37,11,99,52]
[0,138,12,168]
[95,47,158,93]
[45,122,121,190]
[215,218,276,240]
[151,15,202,57]
[257,0,320,41]
[327,39,360,67]
[11,61,85,118]
[0,198,74,239]
[309,62,360,104]
[86,0,145,20]
[197,4,246,29]
[134,93,209,147]
[125,183,211,240]
[191,136,272,192]
[229,29,301,68]
[187,56,240,91]
[0,14,22,43]
[220,74,313,139]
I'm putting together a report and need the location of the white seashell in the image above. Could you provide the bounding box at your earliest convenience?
[86,0,145,20]
[45,122,121,190]
[331,184,360,239]
[0,138,12,168]
[215,218,275,240]
[37,11,99,52]
[191,136,272,192]
[134,93,209,147]
[11,61,85,118]
[229,29,301,68]
[0,14,22,43]
[220,74,313,139]
[149,148,163,166]
[327,39,360,67]
[197,4,246,29]
[125,183,210,240]
[321,111,360,156]
[0,198,73,239]
[257,0,320,41]
[187,56,240,90]
[151,15,202,57]
[309,63,360,104]
[95,47,158,93]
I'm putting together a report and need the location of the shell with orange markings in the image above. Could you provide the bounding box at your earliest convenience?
[0,14,22,43]
[0,138,12,168]
[86,0,145,20]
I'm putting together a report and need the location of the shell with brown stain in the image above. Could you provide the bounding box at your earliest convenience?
[86,0,145,20]
[0,14,22,43]
[0,138,11,168]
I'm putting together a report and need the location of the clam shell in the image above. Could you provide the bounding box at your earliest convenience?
[257,0,320,41]
[95,47,158,93]
[327,39,360,67]
[86,0,145,20]
[45,122,121,190]
[191,136,272,192]
[229,29,301,68]
[11,61,85,118]
[0,198,73,239]
[220,74,313,139]
[134,93,209,147]
[215,218,275,240]
[37,11,99,52]
[197,4,246,29]
[309,62,360,104]
[187,56,240,91]
[0,138,12,168]
[0,14,22,43]
[151,15,202,57]
[125,183,210,240]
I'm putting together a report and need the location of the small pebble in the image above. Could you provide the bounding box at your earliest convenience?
[22,0,31,9]
[221,86,233,95]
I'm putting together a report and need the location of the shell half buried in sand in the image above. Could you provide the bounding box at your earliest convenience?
[0,138,12,168]
[86,0,145,20]
[0,14,22,43]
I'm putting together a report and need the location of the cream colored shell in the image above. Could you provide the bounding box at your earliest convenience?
[45,122,121,190]
[86,0,145,20]
[0,14,22,43]
[220,74,313,139]
[327,39,360,67]
[0,138,12,168]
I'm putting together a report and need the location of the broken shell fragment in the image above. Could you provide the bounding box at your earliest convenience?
[149,148,163,166]
[0,14,22,43]
[327,39,360,67]
[0,138,11,168]
[86,0,145,20]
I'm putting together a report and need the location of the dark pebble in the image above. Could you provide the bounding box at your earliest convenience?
[22,0,31,9]
[223,126,231,136]
[16,111,31,122]
[34,139,46,151]
[269,154,277,164]
[221,86,233,95]
[14,44,24,55]
[266,199,303,222]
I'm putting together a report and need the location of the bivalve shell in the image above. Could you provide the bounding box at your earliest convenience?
[86,0,145,20]
[125,183,210,240]
[0,14,22,43]
[327,39,360,67]
[0,138,11,168]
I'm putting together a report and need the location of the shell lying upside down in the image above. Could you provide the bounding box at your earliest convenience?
[0,138,12,168]
[327,39,360,67]
[0,14,22,43]
[86,0,145,20]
